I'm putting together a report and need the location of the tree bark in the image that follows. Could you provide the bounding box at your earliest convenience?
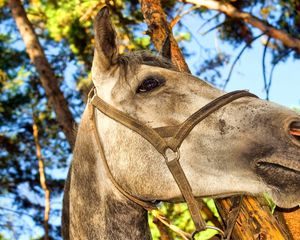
[215,196,292,240]
[181,0,300,53]
[282,209,300,240]
[8,0,76,147]
[153,216,172,240]
[275,207,300,240]
[141,1,293,239]
[33,120,50,240]
[140,0,190,72]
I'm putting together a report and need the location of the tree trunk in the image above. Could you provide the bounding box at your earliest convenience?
[141,1,293,239]
[140,0,190,73]
[215,196,292,239]
[275,207,300,240]
[8,0,76,147]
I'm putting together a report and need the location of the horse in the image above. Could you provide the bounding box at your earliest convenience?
[62,7,300,239]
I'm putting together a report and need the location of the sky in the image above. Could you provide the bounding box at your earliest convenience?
[181,13,299,109]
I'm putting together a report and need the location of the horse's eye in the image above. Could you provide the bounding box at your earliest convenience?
[137,77,165,93]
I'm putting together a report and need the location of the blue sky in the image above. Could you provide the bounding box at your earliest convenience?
[181,13,299,109]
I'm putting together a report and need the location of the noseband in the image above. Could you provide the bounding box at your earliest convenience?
[88,88,257,239]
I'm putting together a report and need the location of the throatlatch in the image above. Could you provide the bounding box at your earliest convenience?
[89,88,257,239]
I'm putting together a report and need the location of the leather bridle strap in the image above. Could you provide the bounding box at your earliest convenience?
[88,103,157,211]
[90,89,258,234]
[90,92,168,155]
[90,90,257,154]
[157,90,258,151]
[164,148,207,230]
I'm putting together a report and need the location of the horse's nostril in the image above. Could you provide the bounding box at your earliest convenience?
[289,121,300,143]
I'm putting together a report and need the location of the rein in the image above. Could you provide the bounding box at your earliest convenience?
[88,88,258,239]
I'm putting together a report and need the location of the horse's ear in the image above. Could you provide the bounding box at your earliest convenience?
[160,35,171,60]
[93,6,118,71]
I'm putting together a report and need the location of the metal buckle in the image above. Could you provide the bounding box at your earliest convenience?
[163,148,180,163]
[192,226,225,239]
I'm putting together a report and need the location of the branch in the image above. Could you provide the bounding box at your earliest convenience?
[140,0,190,73]
[262,37,271,100]
[32,118,51,240]
[180,0,300,53]
[79,1,105,22]
[152,210,191,240]
[152,216,172,240]
[8,0,76,147]
[200,22,224,36]
[215,196,292,239]
[197,13,221,33]
[0,206,37,220]
[170,6,199,29]
[223,33,264,90]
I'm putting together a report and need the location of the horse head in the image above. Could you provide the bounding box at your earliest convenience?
[62,7,300,239]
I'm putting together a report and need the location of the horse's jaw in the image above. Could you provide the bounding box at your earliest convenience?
[254,154,300,208]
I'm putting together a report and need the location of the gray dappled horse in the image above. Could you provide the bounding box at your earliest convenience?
[62,7,300,239]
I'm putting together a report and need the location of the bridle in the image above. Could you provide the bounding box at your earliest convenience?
[88,88,258,239]
[89,88,257,239]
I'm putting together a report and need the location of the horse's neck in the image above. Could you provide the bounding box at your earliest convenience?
[67,180,151,239]
[97,192,151,239]
[62,108,151,239]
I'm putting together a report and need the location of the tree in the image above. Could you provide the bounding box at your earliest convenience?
[9,0,76,147]
[0,0,299,239]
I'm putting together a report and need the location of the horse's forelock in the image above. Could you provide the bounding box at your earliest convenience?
[117,51,178,77]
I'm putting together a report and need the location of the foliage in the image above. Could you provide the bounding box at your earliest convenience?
[193,0,300,88]
[148,201,220,240]
[292,107,300,113]
[0,0,299,239]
